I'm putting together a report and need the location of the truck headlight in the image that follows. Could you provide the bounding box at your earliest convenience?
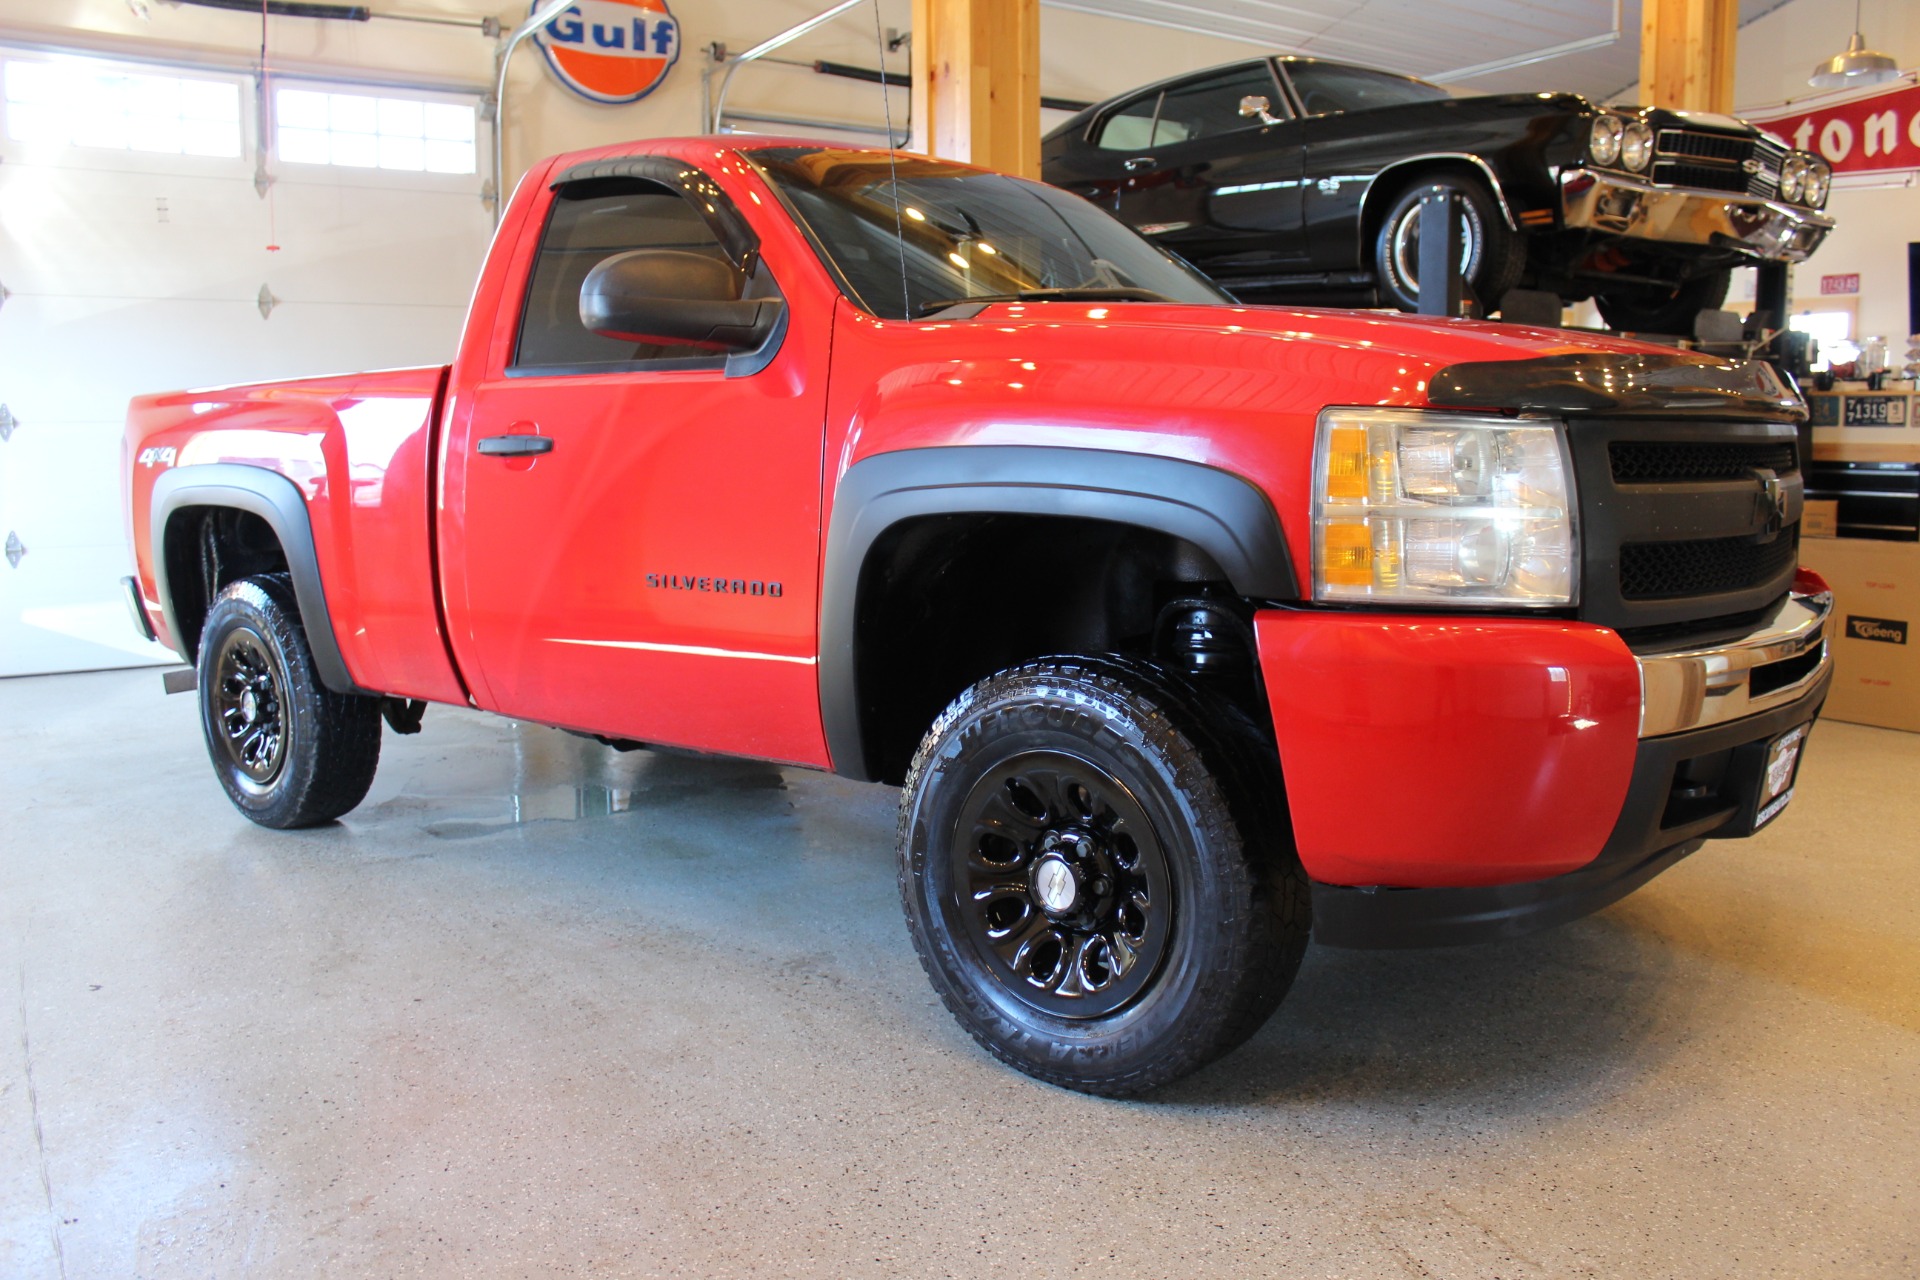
[1588,115,1623,166]
[1312,409,1578,607]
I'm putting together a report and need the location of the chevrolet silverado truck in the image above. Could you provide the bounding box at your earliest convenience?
[123,138,1833,1096]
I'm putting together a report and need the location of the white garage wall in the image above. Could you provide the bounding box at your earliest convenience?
[0,39,493,676]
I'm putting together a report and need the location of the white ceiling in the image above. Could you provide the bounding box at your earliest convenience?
[1043,0,1800,101]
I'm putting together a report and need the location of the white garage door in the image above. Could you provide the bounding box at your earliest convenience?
[0,47,491,677]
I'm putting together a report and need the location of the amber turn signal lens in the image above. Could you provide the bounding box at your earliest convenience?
[1321,522,1373,586]
[1325,427,1369,499]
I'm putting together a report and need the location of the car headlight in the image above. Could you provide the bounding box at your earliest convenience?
[1803,157,1831,207]
[1778,152,1808,202]
[1313,409,1578,607]
[1588,115,1623,167]
[1620,120,1654,172]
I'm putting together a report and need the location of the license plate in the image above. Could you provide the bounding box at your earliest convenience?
[1755,724,1809,829]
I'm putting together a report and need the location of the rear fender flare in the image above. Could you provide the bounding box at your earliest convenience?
[818,446,1295,780]
[150,463,360,694]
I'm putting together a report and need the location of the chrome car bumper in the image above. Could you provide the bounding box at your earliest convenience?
[1637,586,1832,738]
[1561,171,1834,263]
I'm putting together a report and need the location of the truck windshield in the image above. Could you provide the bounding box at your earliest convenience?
[746,145,1230,321]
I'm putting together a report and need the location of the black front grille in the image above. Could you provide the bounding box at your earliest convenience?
[1609,440,1799,483]
[1571,418,1803,640]
[1621,531,1800,600]
[1651,160,1749,194]
[1651,130,1784,198]
[1657,129,1750,162]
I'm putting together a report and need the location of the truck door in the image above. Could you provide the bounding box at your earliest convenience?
[440,165,831,767]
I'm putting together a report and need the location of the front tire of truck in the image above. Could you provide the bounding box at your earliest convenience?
[898,656,1309,1096]
[196,574,382,829]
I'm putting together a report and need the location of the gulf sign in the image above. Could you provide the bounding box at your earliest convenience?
[1747,76,1920,178]
[533,0,680,105]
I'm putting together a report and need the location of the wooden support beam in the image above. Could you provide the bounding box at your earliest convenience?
[1639,0,1739,112]
[909,0,1040,178]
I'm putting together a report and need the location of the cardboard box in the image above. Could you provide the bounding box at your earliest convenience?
[1798,536,1920,732]
[1802,498,1839,538]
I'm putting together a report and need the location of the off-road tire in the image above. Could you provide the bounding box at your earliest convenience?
[1373,174,1525,313]
[196,574,382,828]
[1594,268,1732,336]
[897,654,1310,1096]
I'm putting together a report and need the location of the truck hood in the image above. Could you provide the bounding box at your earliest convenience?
[945,299,1670,375]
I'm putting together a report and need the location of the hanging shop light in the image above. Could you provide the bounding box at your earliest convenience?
[1809,2,1900,90]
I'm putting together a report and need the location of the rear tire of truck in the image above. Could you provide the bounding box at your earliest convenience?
[898,655,1310,1096]
[196,574,382,829]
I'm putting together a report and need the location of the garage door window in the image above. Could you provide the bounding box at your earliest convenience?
[275,87,476,173]
[3,58,241,157]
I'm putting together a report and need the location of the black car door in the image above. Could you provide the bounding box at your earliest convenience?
[1110,63,1309,277]
[1278,59,1459,272]
[1047,88,1161,212]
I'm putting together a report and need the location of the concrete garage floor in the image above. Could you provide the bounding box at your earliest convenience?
[2,670,1916,1278]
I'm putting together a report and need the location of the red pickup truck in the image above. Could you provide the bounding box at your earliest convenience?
[123,137,1832,1095]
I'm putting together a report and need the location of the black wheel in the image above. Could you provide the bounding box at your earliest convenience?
[1594,268,1732,335]
[1373,175,1525,313]
[197,574,382,828]
[898,655,1310,1096]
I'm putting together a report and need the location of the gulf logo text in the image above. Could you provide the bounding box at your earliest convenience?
[535,0,680,104]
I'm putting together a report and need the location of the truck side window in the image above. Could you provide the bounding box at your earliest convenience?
[513,179,736,372]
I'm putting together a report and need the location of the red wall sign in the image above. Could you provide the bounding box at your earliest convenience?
[534,0,680,105]
[1746,76,1920,177]
[1821,273,1861,295]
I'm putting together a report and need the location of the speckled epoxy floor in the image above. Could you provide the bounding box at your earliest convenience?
[2,668,1915,1278]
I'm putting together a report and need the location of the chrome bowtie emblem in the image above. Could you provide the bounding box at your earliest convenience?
[1033,856,1078,914]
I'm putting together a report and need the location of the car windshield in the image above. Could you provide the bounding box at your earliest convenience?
[1285,61,1452,115]
[746,146,1231,321]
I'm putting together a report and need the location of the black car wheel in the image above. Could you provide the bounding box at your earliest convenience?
[197,574,382,828]
[1373,175,1525,313]
[898,655,1310,1096]
[1594,268,1732,336]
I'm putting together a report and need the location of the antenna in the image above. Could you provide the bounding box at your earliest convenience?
[871,0,910,319]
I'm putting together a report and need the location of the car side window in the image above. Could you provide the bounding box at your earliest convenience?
[514,179,736,372]
[1095,91,1161,151]
[1283,62,1451,117]
[1152,66,1287,143]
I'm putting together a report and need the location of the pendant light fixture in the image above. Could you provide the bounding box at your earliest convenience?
[1809,1,1900,90]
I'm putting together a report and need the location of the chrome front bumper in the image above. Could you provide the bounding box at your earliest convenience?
[1561,171,1834,263]
[1638,587,1832,738]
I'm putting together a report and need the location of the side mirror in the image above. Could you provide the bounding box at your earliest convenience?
[580,249,782,353]
[1237,94,1278,125]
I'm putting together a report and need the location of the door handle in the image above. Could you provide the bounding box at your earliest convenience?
[1124,156,1156,172]
[477,434,553,457]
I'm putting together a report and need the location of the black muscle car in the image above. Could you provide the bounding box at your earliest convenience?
[1041,56,1834,333]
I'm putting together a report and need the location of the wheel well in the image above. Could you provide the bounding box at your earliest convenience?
[851,514,1267,785]
[1360,159,1501,248]
[162,506,290,661]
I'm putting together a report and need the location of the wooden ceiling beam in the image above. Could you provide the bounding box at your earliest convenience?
[909,0,1041,177]
[1639,0,1738,112]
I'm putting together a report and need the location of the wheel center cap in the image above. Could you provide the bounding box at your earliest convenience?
[1032,855,1079,915]
[240,690,258,723]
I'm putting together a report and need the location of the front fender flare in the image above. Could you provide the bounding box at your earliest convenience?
[150,463,361,694]
[818,446,1295,780]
